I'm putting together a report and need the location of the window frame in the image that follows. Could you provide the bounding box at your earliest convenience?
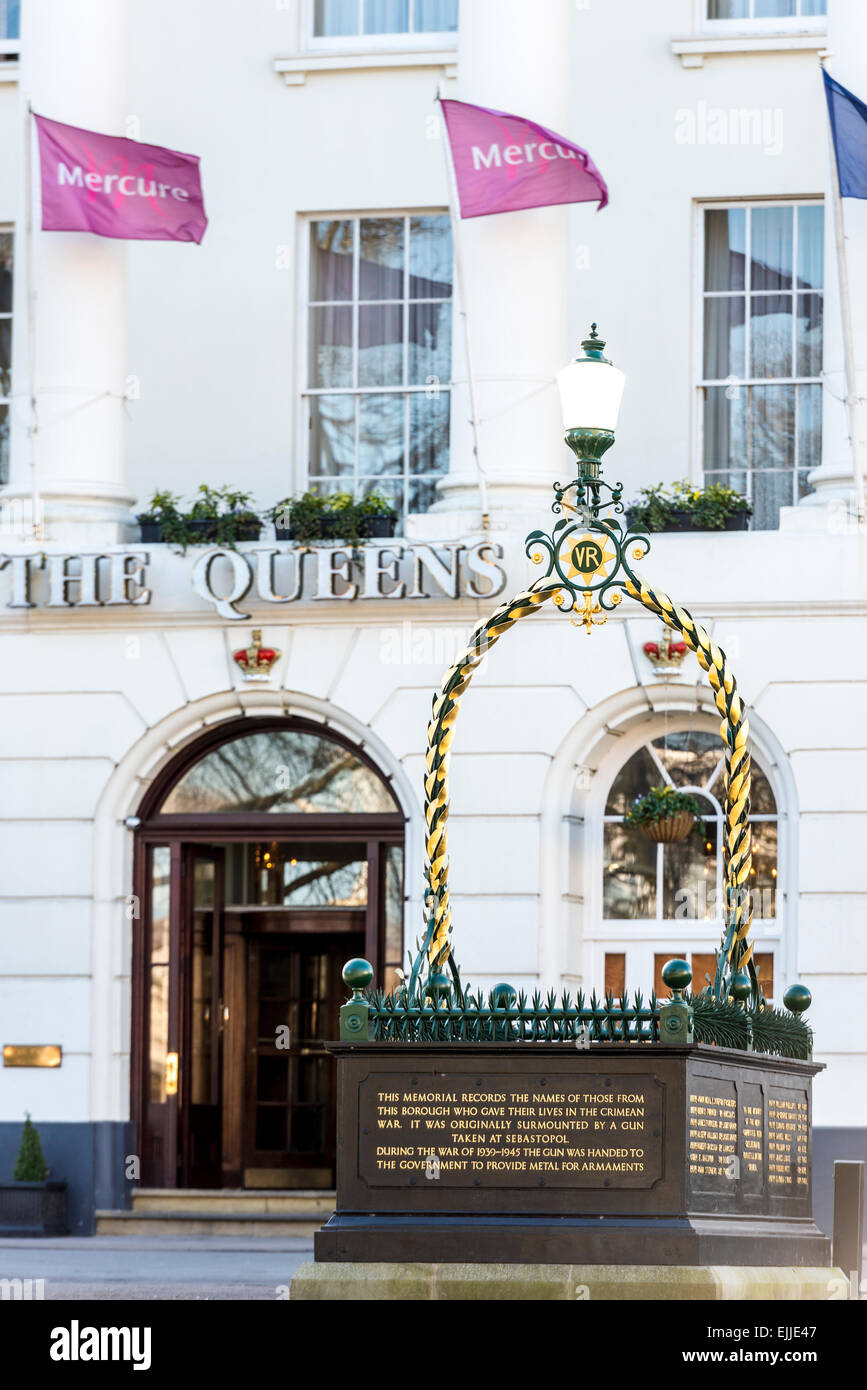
[0,226,12,486]
[0,0,20,53]
[306,0,459,52]
[693,196,824,529]
[299,208,454,521]
[700,0,826,33]
[583,716,784,1005]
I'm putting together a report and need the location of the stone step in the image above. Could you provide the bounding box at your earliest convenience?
[95,1209,327,1239]
[131,1188,335,1216]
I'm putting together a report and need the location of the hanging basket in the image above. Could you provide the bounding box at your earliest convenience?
[638,811,696,844]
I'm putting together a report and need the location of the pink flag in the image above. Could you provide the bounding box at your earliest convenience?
[34,114,208,244]
[440,99,607,219]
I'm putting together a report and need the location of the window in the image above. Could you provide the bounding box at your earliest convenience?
[0,0,20,47]
[700,202,823,530]
[305,214,453,521]
[706,1,825,20]
[159,727,399,815]
[603,731,779,922]
[0,231,11,484]
[312,0,458,42]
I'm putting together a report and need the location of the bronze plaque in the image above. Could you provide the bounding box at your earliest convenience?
[358,1071,663,1189]
[3,1044,62,1068]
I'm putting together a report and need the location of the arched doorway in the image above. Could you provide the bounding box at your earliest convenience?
[131,717,405,1191]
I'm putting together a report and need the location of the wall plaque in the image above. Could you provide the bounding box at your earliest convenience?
[3,1044,62,1068]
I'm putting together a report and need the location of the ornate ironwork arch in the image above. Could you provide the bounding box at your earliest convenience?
[412,483,756,1011]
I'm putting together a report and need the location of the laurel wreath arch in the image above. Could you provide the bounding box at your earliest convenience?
[410,513,756,1012]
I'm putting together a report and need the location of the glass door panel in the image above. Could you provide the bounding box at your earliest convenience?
[245,930,363,1187]
[181,847,224,1188]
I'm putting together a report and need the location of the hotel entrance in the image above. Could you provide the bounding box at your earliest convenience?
[131,719,405,1191]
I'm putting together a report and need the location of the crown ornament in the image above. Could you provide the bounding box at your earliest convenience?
[233,629,281,681]
[643,627,688,676]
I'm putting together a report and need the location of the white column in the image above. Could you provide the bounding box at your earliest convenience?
[428,0,573,534]
[5,0,132,544]
[802,0,867,513]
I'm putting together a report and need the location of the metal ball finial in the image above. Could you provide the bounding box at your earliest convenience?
[343,959,374,996]
[783,983,812,1016]
[661,959,692,996]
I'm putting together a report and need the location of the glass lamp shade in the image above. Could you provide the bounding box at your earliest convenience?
[556,357,626,434]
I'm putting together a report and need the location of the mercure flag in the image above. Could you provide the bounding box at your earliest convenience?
[34,114,207,243]
[823,71,867,201]
[440,98,608,218]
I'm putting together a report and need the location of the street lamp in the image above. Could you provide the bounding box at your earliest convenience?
[556,324,626,484]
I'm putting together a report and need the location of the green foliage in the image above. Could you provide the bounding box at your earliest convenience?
[269,492,324,542]
[624,784,706,835]
[357,490,398,519]
[143,486,398,548]
[136,489,183,523]
[628,479,752,531]
[323,490,356,514]
[13,1112,48,1182]
[269,489,397,543]
[139,485,262,550]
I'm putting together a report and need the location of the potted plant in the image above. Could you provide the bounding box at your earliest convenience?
[135,489,183,543]
[358,490,399,540]
[269,492,324,543]
[626,480,752,533]
[215,488,262,544]
[185,484,222,542]
[321,490,360,543]
[624,785,706,844]
[184,485,261,546]
[0,1113,68,1236]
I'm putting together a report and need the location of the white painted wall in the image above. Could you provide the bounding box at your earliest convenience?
[0,1,863,1144]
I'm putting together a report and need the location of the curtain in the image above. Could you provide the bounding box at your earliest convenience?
[313,0,359,38]
[707,0,748,17]
[363,0,409,33]
[0,1,21,41]
[415,0,459,31]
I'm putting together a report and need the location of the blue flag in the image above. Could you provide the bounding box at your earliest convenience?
[824,70,867,200]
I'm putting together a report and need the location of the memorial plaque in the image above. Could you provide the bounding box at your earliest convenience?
[317,1043,830,1266]
[360,1072,662,1188]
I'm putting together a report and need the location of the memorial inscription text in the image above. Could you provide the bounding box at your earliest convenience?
[357,1074,663,1188]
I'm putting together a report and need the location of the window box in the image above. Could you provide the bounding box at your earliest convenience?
[626,507,750,533]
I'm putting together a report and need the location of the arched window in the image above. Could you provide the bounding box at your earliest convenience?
[604,730,778,922]
[596,728,780,1001]
[158,727,398,816]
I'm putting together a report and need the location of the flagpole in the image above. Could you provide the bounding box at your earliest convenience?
[823,65,866,523]
[24,99,41,540]
[437,85,490,532]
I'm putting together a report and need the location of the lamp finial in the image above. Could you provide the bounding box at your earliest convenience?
[579,323,610,362]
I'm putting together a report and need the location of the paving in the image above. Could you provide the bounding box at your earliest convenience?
[0,1235,314,1300]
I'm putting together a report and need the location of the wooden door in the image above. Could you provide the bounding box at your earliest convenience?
[241,917,363,1188]
[179,847,224,1188]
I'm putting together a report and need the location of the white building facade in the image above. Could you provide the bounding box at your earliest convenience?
[0,0,864,1234]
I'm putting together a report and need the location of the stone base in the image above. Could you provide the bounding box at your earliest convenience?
[290,1261,847,1301]
[315,1213,830,1267]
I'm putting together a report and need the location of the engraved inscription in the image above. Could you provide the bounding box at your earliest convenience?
[357,1074,663,1188]
[688,1086,738,1181]
[768,1092,809,1188]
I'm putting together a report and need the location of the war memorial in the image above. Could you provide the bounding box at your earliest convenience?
[292,330,844,1301]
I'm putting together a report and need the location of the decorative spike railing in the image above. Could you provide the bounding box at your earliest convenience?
[414,479,760,1011]
[345,981,813,1059]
